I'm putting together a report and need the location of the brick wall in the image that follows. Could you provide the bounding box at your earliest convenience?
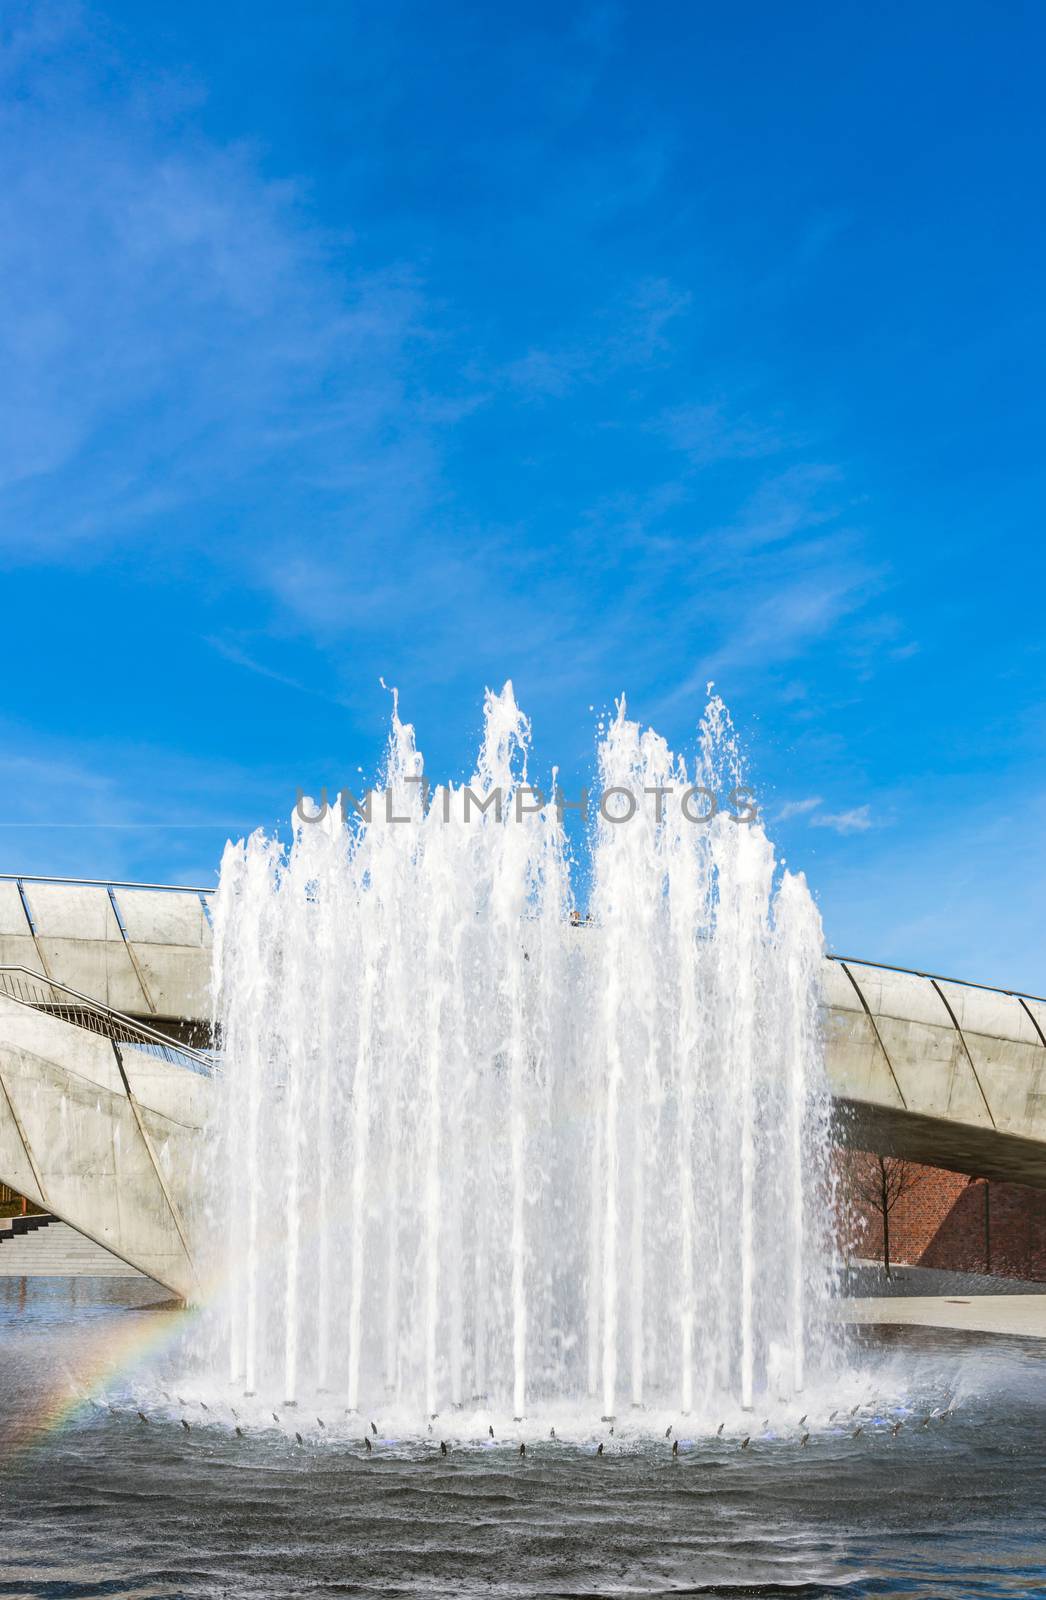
[835,1149,1046,1281]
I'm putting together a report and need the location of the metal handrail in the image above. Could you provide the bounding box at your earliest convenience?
[0,966,213,1073]
[0,872,214,894]
[826,953,1046,1008]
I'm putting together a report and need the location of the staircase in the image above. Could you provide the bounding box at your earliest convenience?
[0,1216,148,1277]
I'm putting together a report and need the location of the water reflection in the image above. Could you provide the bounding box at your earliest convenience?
[2,1280,1046,1598]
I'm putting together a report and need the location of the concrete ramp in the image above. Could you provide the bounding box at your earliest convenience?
[0,981,209,1301]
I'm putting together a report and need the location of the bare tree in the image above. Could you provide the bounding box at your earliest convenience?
[840,1150,926,1278]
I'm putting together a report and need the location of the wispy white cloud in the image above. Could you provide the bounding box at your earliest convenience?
[718,464,846,553]
[658,563,872,712]
[0,715,284,882]
[503,278,692,400]
[204,637,354,708]
[810,804,873,834]
[778,795,823,820]
[813,790,1046,994]
[0,2,903,831]
[656,400,787,466]
[0,9,449,581]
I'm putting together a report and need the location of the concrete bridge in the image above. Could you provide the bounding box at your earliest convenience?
[0,874,212,1039]
[0,873,1043,1298]
[825,957,1046,1187]
[0,875,212,1300]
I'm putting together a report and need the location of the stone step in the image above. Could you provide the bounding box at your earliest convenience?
[0,1220,148,1277]
[0,1214,53,1239]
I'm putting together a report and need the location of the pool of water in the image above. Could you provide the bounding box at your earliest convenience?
[2,1280,1045,1598]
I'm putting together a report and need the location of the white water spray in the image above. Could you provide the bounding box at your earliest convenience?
[203,686,835,1421]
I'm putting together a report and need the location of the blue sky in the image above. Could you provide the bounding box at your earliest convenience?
[2,1,1044,990]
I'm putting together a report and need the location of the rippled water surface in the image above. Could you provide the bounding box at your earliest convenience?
[2,1281,1046,1599]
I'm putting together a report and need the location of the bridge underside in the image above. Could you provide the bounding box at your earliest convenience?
[835,1098,1046,1189]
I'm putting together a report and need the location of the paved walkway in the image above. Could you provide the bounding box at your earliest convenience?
[838,1294,1046,1338]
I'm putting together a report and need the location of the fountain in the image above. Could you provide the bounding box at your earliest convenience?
[9,686,1034,1600]
[199,685,837,1423]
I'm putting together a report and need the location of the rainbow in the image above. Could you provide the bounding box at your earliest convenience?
[1,1296,200,1459]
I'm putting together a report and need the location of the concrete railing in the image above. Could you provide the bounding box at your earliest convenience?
[0,875,213,1031]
